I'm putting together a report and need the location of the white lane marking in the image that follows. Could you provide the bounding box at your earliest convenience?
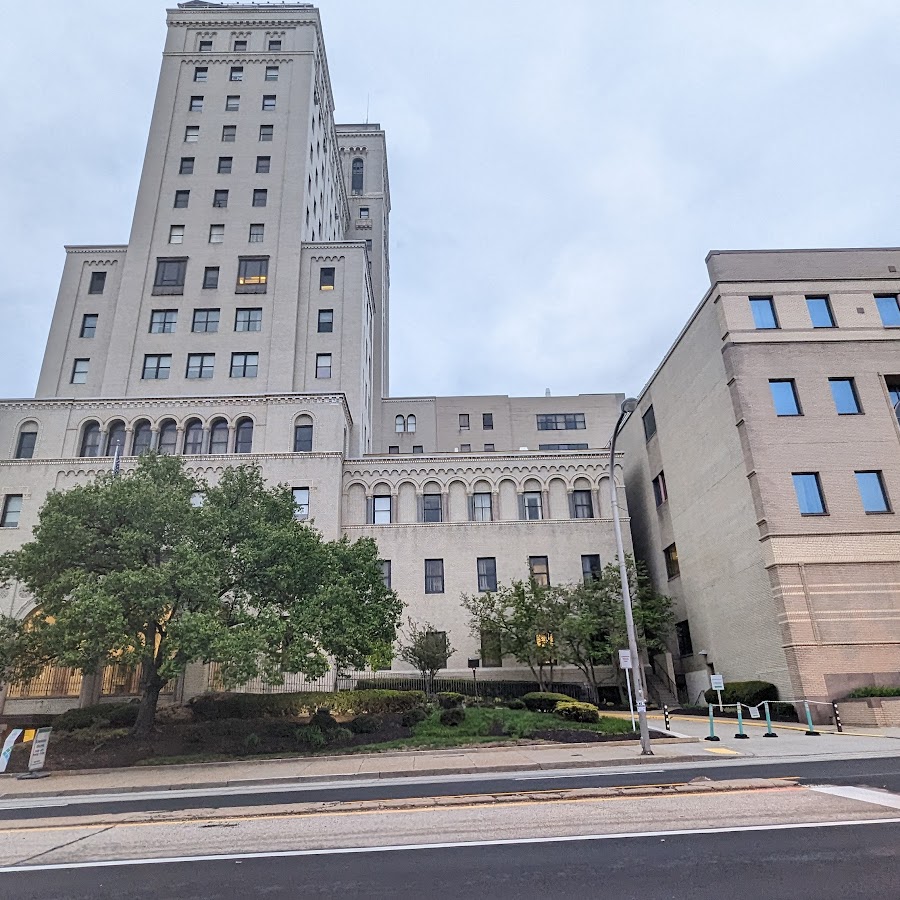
[809,785,900,811]
[514,769,666,780]
[1,817,898,872]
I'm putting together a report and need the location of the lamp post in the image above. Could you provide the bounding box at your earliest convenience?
[609,397,653,755]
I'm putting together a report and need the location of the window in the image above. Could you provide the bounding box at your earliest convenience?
[132,420,152,455]
[235,308,262,332]
[80,422,101,457]
[15,429,36,459]
[359,207,369,219]
[459,413,470,430]
[233,39,247,51]
[294,418,313,452]
[226,95,240,111]
[887,377,900,421]
[184,125,200,142]
[179,157,195,175]
[407,415,417,433]
[256,155,271,173]
[315,353,332,378]
[249,224,265,243]
[395,415,405,433]
[388,445,400,454]
[792,473,827,515]
[581,554,602,583]
[149,309,177,333]
[193,66,208,82]
[664,543,680,578]
[750,296,779,329]
[481,627,502,667]
[174,189,190,208]
[423,493,442,523]
[229,66,243,81]
[209,225,225,243]
[675,620,694,657]
[80,314,98,338]
[158,420,177,455]
[292,487,310,521]
[318,309,333,333]
[1,495,22,528]
[855,471,891,513]
[189,96,204,112]
[529,556,549,587]
[807,296,835,328]
[769,379,801,416]
[259,125,274,141]
[351,157,364,194]
[252,188,268,208]
[71,358,89,384]
[319,267,335,290]
[473,492,492,522]
[484,443,495,452]
[222,125,236,143]
[538,443,589,451]
[536,413,586,431]
[104,421,126,456]
[572,489,593,518]
[183,419,203,454]
[829,378,862,415]
[153,258,187,294]
[217,157,232,174]
[482,413,494,430]
[366,239,373,251]
[652,471,668,507]
[522,491,543,520]
[876,295,900,327]
[186,353,214,379]
[413,445,424,454]
[234,418,254,453]
[209,418,229,454]
[262,95,276,111]
[168,225,184,244]
[372,495,392,525]
[203,266,219,289]
[88,271,106,294]
[460,443,471,452]
[199,40,212,52]
[425,559,444,594]
[265,65,279,81]
[268,39,281,51]
[477,557,498,592]
[236,257,268,292]
[142,354,171,380]
[230,353,258,378]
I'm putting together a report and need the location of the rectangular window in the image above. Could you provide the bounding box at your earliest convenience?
[233,39,247,51]
[236,257,268,292]
[259,125,274,141]
[229,66,243,82]
[365,239,373,251]
[225,95,240,111]
[473,492,492,522]
[482,412,494,430]
[152,258,187,294]
[484,443,495,452]
[88,271,106,294]
[70,358,89,384]
[372,495,392,525]
[319,267,335,290]
[769,379,801,416]
[413,445,424,454]
[294,423,313,452]
[876,295,900,327]
[193,66,208,82]
[189,96,204,112]
[792,473,827,515]
[15,431,36,460]
[265,65,279,81]
[149,309,177,333]
[230,352,258,378]
[425,559,445,594]
[536,413,587,431]
[641,406,657,440]
[184,125,199,142]
[581,554,602,583]
[459,443,471,452]
[80,313,98,338]
[829,377,862,415]
[676,620,694,657]
[222,125,236,143]
[168,225,184,244]
[235,308,262,332]
[887,377,900,421]
[477,557,498,592]
[423,494,442,523]
[174,189,190,208]
[199,40,212,52]
[652,471,668,507]
[855,471,891,513]
[209,224,224,243]
[480,627,502,667]
[538,443,589,451]
[262,95,276,111]
[572,489,593,518]
[664,543,680,578]
[256,155,271,173]
[529,556,549,587]
[268,39,281,51]
[1,495,22,528]
[179,157,195,175]
[203,266,219,289]
[249,223,265,243]
[359,207,370,219]
[459,413,470,429]
[750,296,779,329]
[807,296,835,328]
[388,445,400,454]
[292,487,310,521]
[142,354,171,380]
[252,188,268,207]
[217,156,232,174]
[522,491,543,520]
[317,309,333,332]
[379,560,391,589]
[186,353,215,379]
[315,353,332,378]
[192,308,219,333]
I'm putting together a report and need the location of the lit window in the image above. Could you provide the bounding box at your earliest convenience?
[249,223,265,243]
[88,271,106,294]
[230,353,259,378]
[149,309,177,333]
[236,257,268,292]
[222,125,236,142]
[855,471,891,513]
[168,225,185,244]
[235,308,262,332]
[792,473,827,515]
[769,379,801,416]
[174,190,190,208]
[664,543,680,578]
[315,353,332,378]
[425,559,444,593]
[807,296,835,328]
[529,556,549,587]
[581,554,602,583]
[319,267,335,290]
[829,378,861,415]
[203,266,219,289]
[184,125,200,142]
[71,358,89,384]
[142,354,171,380]
[229,66,243,82]
[189,96,204,112]
[252,189,268,207]
[1,495,22,528]
[473,492,492,522]
[522,491,543,520]
[477,557,497,592]
[317,309,333,333]
[750,296,779,329]
[80,314,98,338]
[265,65,279,81]
[293,487,310,520]
[209,224,224,243]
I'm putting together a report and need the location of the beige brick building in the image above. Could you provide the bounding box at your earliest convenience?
[619,249,900,712]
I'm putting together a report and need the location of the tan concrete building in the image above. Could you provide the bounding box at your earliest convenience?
[620,249,900,711]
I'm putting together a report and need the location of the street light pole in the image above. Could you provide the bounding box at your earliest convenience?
[609,397,653,755]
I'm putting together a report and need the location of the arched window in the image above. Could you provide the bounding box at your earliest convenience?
[294,415,313,452]
[235,417,254,454]
[395,415,405,433]
[407,414,416,433]
[351,157,364,194]
[158,419,177,456]
[105,421,126,457]
[14,423,38,459]
[183,419,204,455]
[131,420,152,455]
[209,418,229,454]
[79,422,101,458]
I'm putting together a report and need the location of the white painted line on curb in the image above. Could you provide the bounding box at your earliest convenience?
[1,817,898,872]
[809,785,900,811]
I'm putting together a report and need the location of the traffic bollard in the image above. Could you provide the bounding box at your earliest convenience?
[663,704,671,732]
[832,701,843,734]
[734,703,750,739]
[804,700,820,736]
[762,701,778,737]
[704,704,720,741]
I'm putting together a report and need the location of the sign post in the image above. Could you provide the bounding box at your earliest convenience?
[619,649,636,731]
[710,673,725,711]
[467,658,480,699]
[18,727,52,779]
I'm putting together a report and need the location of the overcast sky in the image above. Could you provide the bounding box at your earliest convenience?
[2,1,899,401]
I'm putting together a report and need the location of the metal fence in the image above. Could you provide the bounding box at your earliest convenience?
[8,663,173,700]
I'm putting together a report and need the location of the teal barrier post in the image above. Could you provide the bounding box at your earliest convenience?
[704,704,720,741]
[734,703,750,739]
[763,701,778,738]
[804,700,820,736]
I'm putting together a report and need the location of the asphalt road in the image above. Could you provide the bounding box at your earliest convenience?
[3,754,899,821]
[1,820,897,900]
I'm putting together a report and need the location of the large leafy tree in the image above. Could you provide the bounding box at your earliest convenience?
[0,455,402,737]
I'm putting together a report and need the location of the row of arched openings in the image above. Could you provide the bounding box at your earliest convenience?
[78,417,254,458]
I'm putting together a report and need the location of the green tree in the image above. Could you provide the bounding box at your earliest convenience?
[0,455,402,737]
[398,618,455,694]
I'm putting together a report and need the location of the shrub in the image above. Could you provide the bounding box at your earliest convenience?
[847,686,900,699]
[54,702,139,732]
[400,707,428,728]
[522,692,573,713]
[105,703,141,728]
[703,681,778,708]
[295,726,327,750]
[325,727,354,747]
[439,707,466,727]
[436,692,465,709]
[243,732,261,751]
[348,713,382,734]
[190,690,426,720]
[554,701,600,723]
[506,699,526,710]
[309,708,339,731]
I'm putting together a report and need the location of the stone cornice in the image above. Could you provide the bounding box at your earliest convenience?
[175,55,300,64]
[64,245,127,254]
[4,451,345,471]
[342,518,627,531]
[168,17,319,30]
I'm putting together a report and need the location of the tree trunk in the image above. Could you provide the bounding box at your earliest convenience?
[132,678,164,739]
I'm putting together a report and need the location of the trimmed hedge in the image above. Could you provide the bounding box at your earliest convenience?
[348,713,382,734]
[703,680,778,708]
[355,677,586,702]
[436,692,465,709]
[54,702,140,732]
[847,686,900,699]
[189,690,427,721]
[522,692,573,713]
[554,701,600,723]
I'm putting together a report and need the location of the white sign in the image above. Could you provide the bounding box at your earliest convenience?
[710,674,725,691]
[618,649,632,669]
[27,728,52,772]
[748,706,761,720]
[0,729,23,774]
